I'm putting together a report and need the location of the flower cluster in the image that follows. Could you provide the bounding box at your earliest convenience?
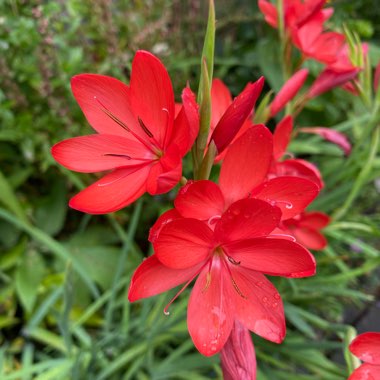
[259,0,363,97]
[52,49,332,361]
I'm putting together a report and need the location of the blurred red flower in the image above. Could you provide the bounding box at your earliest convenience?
[349,332,380,380]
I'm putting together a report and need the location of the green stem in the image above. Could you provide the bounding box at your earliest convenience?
[333,125,379,220]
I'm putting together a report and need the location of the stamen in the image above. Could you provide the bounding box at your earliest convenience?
[222,257,247,299]
[268,199,293,209]
[231,277,247,299]
[162,107,171,147]
[202,271,212,292]
[208,215,221,227]
[93,96,157,155]
[138,117,154,138]
[282,152,295,160]
[227,256,241,266]
[103,153,132,159]
[163,268,202,316]
[269,233,296,242]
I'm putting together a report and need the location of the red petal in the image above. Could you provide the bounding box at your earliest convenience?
[231,268,286,343]
[310,32,346,64]
[258,0,278,28]
[219,125,273,205]
[299,127,352,155]
[128,255,202,302]
[71,74,140,138]
[51,134,152,173]
[215,199,281,243]
[69,165,150,214]
[210,79,232,132]
[307,68,360,99]
[149,209,181,243]
[273,115,294,160]
[174,180,225,220]
[296,0,328,27]
[274,159,324,189]
[223,238,316,278]
[292,227,328,250]
[187,257,235,356]
[299,211,330,229]
[252,176,320,219]
[348,364,380,380]
[154,219,213,269]
[146,142,182,195]
[270,69,308,117]
[130,51,175,147]
[170,87,199,155]
[210,77,264,154]
[220,320,256,380]
[350,332,380,365]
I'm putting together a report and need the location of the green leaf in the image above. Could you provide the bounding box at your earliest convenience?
[15,250,46,313]
[0,170,28,224]
[35,178,67,236]
[0,237,26,270]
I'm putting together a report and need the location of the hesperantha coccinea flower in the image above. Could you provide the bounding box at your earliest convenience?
[51,50,199,214]
[128,197,316,355]
[348,332,380,380]
[128,125,319,356]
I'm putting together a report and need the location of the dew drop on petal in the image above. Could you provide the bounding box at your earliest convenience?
[272,302,278,308]
[274,293,281,300]
[262,296,268,303]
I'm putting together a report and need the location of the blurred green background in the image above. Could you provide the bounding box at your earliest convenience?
[0,1,380,379]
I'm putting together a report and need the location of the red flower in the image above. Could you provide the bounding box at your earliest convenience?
[270,68,309,117]
[299,127,352,156]
[128,198,316,355]
[349,332,380,380]
[220,320,256,380]
[307,67,360,99]
[270,116,324,189]
[259,0,329,31]
[209,78,264,155]
[207,79,251,161]
[280,211,330,250]
[52,51,199,214]
[175,125,320,221]
[291,13,345,65]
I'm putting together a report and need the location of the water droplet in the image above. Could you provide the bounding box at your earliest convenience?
[232,208,240,216]
[262,296,268,303]
[274,293,280,300]
[256,281,264,288]
[243,212,250,219]
[272,302,278,308]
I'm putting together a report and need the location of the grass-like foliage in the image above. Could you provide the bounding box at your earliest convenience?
[0,1,379,379]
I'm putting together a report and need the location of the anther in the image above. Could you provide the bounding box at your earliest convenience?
[103,153,132,159]
[202,272,212,293]
[231,277,247,299]
[138,117,154,138]
[227,256,241,266]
